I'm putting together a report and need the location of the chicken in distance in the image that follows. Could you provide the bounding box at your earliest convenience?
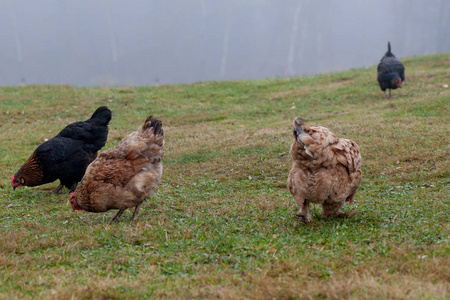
[377,41,405,98]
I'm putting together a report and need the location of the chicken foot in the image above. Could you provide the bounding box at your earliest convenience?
[322,201,357,219]
[324,209,358,219]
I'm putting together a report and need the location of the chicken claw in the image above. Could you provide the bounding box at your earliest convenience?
[295,213,312,223]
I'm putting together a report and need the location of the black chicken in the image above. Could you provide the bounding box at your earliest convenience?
[11,106,112,193]
[377,42,405,98]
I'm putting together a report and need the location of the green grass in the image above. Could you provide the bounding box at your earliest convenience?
[0,53,449,299]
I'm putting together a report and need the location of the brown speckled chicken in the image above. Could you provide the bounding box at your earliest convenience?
[287,117,362,223]
[70,116,164,222]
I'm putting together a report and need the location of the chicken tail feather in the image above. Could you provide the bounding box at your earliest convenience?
[142,116,164,137]
[384,41,395,57]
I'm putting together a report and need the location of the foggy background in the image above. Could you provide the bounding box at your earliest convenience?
[1,0,449,87]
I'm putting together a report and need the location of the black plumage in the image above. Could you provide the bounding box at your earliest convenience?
[377,42,405,98]
[11,106,112,193]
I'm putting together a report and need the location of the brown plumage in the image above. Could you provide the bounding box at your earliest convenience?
[70,116,164,222]
[287,117,362,223]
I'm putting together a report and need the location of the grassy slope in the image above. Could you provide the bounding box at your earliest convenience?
[0,53,449,299]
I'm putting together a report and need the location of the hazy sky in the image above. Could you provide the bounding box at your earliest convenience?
[1,0,449,86]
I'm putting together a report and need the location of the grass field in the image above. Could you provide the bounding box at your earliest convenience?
[0,53,449,299]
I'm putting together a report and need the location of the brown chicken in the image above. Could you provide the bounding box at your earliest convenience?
[287,117,362,223]
[70,116,164,222]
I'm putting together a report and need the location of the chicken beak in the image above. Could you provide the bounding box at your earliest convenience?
[11,175,16,190]
[294,126,306,143]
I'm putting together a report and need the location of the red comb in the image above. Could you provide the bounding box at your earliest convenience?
[11,174,14,186]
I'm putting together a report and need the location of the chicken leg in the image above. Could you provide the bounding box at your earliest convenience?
[131,203,142,221]
[294,195,312,223]
[69,183,78,193]
[111,209,125,222]
[50,184,64,194]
